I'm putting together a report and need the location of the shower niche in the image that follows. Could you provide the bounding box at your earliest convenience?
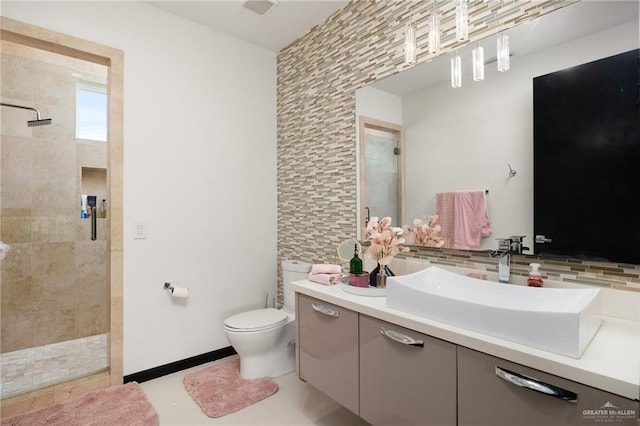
[81,167,108,220]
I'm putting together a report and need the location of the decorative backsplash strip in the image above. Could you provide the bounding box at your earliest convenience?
[400,246,640,292]
[275,0,631,305]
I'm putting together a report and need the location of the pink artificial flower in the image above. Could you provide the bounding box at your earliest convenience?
[364,216,409,265]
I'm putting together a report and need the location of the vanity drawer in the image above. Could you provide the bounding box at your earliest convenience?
[458,346,639,425]
[296,293,359,415]
[359,315,457,426]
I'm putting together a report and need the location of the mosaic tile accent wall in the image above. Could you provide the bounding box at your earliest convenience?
[276,0,640,302]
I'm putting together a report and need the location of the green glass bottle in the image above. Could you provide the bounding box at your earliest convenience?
[349,244,363,275]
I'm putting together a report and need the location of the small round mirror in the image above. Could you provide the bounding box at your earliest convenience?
[337,238,361,262]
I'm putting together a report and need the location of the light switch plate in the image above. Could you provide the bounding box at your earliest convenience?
[133,222,147,239]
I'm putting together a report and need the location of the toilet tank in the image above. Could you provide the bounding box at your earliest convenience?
[282,260,311,313]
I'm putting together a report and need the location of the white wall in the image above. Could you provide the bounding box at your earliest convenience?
[2,1,277,374]
[403,21,638,251]
[356,86,403,125]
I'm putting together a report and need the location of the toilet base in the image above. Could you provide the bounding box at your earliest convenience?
[226,318,296,379]
[239,339,295,379]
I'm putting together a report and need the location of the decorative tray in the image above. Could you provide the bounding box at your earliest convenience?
[340,283,386,297]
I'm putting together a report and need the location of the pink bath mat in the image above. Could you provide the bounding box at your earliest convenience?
[183,357,278,418]
[2,382,159,426]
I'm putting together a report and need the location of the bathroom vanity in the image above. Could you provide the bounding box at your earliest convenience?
[293,266,640,425]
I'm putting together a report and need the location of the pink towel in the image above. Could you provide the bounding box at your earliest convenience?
[307,272,342,286]
[310,264,342,275]
[452,190,492,250]
[436,192,455,248]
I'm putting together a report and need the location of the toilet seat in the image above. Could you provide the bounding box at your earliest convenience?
[224,308,289,333]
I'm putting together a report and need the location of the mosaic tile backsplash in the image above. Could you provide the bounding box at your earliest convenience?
[402,246,640,292]
[275,0,639,306]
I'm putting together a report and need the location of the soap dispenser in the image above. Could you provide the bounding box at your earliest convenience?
[527,263,544,287]
[349,244,363,275]
[348,244,370,287]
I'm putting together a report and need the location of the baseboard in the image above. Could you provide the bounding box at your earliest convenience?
[123,346,237,384]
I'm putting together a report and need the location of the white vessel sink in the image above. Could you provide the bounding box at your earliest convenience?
[386,266,602,358]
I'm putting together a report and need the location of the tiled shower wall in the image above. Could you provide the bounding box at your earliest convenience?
[276,0,640,302]
[1,41,109,353]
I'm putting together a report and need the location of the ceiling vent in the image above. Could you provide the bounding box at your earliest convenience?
[242,0,278,17]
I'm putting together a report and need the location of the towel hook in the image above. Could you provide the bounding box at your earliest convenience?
[507,163,517,177]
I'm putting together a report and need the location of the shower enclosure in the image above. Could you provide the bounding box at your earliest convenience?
[0,18,123,411]
[0,36,109,399]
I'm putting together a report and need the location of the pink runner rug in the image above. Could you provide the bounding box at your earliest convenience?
[3,382,159,426]
[183,357,278,418]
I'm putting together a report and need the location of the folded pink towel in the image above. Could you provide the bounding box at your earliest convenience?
[310,264,342,275]
[308,272,342,286]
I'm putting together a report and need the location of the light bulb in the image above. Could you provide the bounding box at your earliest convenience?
[497,33,510,72]
[456,0,468,41]
[473,46,484,81]
[451,54,462,88]
[429,13,440,54]
[405,24,417,65]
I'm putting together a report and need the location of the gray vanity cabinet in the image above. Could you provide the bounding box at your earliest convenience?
[457,346,640,425]
[296,293,359,415]
[296,292,639,425]
[359,315,457,425]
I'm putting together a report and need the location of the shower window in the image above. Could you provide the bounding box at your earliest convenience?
[76,82,107,141]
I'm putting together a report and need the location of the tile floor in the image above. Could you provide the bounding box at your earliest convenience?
[0,334,108,399]
[140,355,370,426]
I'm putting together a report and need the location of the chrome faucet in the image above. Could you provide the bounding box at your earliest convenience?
[491,238,513,283]
[490,236,529,283]
[508,235,528,255]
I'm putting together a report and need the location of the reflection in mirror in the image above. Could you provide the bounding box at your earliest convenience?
[358,117,403,234]
[337,238,362,263]
[533,49,639,264]
[355,1,639,260]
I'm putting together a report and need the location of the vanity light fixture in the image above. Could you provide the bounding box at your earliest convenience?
[451,53,462,88]
[456,0,468,41]
[497,33,510,72]
[429,2,440,54]
[473,44,484,81]
[405,22,417,65]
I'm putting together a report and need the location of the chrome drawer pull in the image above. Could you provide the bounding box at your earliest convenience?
[496,367,578,403]
[380,326,424,347]
[311,302,339,317]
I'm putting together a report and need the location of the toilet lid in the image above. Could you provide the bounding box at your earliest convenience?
[224,308,289,332]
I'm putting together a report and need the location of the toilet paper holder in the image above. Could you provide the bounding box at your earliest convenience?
[164,282,189,298]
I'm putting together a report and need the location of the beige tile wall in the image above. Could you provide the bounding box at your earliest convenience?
[276,0,640,303]
[1,41,110,353]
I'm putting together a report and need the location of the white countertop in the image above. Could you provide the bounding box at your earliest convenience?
[291,279,640,400]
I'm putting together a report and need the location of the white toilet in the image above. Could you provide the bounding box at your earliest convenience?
[224,260,311,379]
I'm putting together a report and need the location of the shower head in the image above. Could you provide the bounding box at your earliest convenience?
[1,102,53,127]
[28,118,53,127]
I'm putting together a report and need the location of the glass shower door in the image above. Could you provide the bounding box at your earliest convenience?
[360,119,404,229]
